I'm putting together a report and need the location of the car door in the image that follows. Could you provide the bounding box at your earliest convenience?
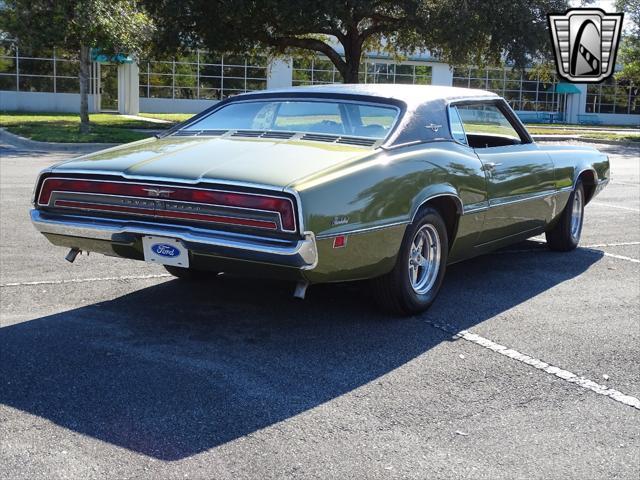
[454,101,556,246]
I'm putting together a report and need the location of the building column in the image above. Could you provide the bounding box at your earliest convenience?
[565,84,587,124]
[117,62,140,115]
[430,63,454,86]
[267,58,293,89]
[88,61,100,113]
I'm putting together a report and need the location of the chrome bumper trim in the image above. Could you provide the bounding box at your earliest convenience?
[31,210,318,270]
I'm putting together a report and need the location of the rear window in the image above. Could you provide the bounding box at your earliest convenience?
[183,100,399,139]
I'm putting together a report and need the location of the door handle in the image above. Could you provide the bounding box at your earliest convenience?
[482,162,502,171]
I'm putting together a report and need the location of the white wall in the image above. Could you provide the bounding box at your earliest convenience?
[117,63,140,115]
[139,97,219,114]
[0,91,99,113]
[430,63,454,86]
[267,58,293,89]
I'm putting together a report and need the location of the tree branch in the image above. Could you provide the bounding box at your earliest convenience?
[266,35,346,71]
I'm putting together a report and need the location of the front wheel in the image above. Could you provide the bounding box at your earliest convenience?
[372,207,449,315]
[546,181,585,252]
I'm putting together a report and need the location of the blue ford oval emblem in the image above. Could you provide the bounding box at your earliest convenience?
[151,243,180,257]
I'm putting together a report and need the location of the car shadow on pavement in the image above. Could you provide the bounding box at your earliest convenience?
[0,241,603,461]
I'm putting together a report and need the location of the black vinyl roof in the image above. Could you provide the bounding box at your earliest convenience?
[172,84,502,147]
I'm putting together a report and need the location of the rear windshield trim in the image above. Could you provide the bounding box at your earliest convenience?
[177,97,402,142]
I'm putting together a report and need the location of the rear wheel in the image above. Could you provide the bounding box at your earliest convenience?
[373,207,448,315]
[164,265,218,281]
[546,181,585,252]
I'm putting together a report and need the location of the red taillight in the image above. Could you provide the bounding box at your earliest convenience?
[38,177,297,232]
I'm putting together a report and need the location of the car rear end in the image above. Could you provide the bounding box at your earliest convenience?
[31,171,317,280]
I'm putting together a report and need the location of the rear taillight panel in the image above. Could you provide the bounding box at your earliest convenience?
[36,176,298,233]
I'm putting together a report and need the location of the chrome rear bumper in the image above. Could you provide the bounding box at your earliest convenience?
[31,209,317,270]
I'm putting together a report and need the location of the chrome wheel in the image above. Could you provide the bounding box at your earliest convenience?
[408,223,441,295]
[570,187,584,241]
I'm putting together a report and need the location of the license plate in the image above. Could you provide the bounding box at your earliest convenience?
[142,236,190,268]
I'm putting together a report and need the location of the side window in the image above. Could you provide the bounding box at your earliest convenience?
[448,106,467,145]
[456,103,525,148]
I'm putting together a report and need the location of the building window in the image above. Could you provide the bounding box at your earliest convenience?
[292,56,432,86]
[138,52,268,100]
[587,79,638,115]
[452,66,565,112]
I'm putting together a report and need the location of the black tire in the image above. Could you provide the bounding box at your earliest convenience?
[372,207,449,316]
[164,265,218,281]
[546,181,585,252]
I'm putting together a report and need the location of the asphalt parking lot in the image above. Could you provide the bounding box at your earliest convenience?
[0,140,638,480]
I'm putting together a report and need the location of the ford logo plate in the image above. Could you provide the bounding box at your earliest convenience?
[142,236,189,268]
[152,243,180,257]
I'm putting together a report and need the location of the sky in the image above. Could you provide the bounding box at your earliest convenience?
[572,0,635,30]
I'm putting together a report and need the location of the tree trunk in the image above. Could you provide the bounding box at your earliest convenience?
[79,45,91,134]
[340,33,363,84]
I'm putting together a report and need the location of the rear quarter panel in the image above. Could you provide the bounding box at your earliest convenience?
[537,144,610,217]
[292,141,487,282]
[538,144,610,189]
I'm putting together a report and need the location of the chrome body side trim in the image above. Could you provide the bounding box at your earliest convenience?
[30,210,318,270]
[462,202,489,215]
[488,189,558,208]
[315,220,409,239]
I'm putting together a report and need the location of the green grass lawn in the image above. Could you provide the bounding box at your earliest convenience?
[0,112,176,143]
[138,113,194,123]
[527,127,640,142]
[1,111,638,144]
[525,122,640,130]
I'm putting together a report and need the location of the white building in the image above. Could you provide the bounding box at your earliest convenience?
[1,45,638,126]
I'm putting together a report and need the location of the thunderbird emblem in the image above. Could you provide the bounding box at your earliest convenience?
[548,8,624,83]
[142,188,175,198]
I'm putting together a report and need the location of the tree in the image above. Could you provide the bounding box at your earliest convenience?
[0,1,154,133]
[615,0,640,85]
[144,0,567,84]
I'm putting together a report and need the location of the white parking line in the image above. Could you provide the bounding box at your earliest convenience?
[612,181,640,187]
[494,241,640,263]
[601,252,640,263]
[591,202,640,213]
[583,241,640,248]
[0,273,171,288]
[425,319,640,411]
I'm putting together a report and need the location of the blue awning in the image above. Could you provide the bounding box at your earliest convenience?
[91,49,134,64]
[551,83,581,94]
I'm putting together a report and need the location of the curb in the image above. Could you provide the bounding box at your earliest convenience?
[532,134,640,146]
[0,128,118,152]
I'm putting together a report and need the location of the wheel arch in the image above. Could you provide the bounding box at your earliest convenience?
[575,168,598,204]
[411,192,463,250]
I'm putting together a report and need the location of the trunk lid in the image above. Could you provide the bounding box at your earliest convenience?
[51,135,374,188]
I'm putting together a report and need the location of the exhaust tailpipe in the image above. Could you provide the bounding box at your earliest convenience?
[293,280,309,300]
[65,247,81,263]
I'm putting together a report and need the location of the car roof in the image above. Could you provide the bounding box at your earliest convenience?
[241,83,499,105]
[178,84,506,147]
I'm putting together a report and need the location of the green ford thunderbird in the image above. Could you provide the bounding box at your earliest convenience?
[31,85,610,314]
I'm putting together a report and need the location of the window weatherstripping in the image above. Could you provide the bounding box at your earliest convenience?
[448,106,468,145]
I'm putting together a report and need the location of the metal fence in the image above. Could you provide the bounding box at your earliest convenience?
[292,56,432,85]
[587,80,640,115]
[453,67,563,112]
[0,43,89,93]
[138,52,268,100]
